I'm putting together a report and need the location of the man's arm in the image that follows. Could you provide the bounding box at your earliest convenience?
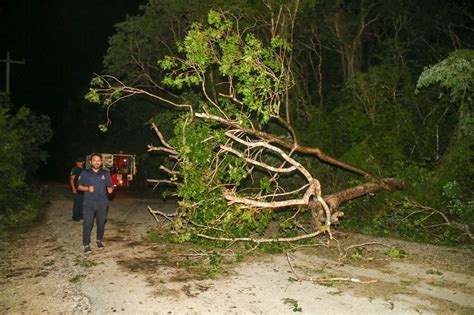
[78,184,94,192]
[69,175,77,194]
[77,172,94,192]
[105,172,114,194]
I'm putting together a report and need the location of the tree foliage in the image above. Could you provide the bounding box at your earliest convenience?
[0,94,52,230]
[416,49,474,139]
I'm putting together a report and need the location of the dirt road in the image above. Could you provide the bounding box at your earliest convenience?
[1,183,473,314]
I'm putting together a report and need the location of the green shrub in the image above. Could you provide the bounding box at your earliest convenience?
[0,94,52,233]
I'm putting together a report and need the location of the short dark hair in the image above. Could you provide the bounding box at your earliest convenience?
[76,157,85,162]
[89,153,103,160]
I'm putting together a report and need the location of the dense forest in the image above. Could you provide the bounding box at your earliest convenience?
[2,0,473,245]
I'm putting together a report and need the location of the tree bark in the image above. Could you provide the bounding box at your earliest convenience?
[311,178,404,228]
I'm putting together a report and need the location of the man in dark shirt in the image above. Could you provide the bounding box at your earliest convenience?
[77,153,114,254]
[69,157,85,221]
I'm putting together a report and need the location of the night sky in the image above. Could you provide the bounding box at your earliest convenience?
[0,0,146,178]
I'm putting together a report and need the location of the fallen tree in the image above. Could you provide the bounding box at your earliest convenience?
[87,11,403,242]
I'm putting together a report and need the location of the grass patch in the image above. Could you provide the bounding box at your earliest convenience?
[400,280,415,286]
[282,298,303,312]
[69,274,86,283]
[426,269,443,275]
[385,248,408,258]
[75,257,99,268]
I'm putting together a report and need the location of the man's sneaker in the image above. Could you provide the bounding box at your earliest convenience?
[96,241,105,249]
[84,245,92,254]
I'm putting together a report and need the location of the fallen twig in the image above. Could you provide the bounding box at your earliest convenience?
[285,252,377,285]
[286,252,301,281]
[310,277,377,284]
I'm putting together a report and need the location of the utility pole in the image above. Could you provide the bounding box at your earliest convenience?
[0,51,25,95]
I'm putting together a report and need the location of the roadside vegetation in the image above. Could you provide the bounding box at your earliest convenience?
[0,94,52,234]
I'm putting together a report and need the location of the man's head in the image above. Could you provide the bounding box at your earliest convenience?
[89,153,103,171]
[76,157,85,168]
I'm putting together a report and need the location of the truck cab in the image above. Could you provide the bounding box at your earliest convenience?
[86,153,137,188]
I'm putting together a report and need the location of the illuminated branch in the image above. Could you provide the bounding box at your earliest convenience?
[223,179,319,209]
[147,179,177,191]
[151,122,174,150]
[147,144,178,156]
[159,165,179,176]
[225,130,313,181]
[220,145,298,175]
[255,183,310,200]
[92,74,194,116]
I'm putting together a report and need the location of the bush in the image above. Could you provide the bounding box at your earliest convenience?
[0,185,50,232]
[0,94,52,233]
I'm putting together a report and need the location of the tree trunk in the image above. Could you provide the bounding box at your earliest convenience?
[311,178,404,228]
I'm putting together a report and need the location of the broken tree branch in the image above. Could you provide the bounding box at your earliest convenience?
[147,205,178,223]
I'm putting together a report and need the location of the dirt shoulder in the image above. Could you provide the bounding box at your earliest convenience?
[1,184,473,314]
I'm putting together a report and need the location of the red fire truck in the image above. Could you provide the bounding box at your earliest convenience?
[86,153,137,187]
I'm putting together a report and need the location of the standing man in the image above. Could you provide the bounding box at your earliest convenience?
[70,157,85,221]
[77,153,114,254]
